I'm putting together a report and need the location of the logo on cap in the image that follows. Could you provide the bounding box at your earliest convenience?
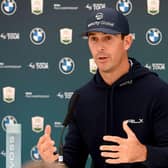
[116,0,132,16]
[95,12,104,20]
[146,28,162,45]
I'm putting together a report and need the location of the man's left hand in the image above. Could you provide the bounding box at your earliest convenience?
[99,120,147,164]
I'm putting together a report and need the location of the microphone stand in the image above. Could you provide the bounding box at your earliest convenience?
[58,126,66,163]
[55,93,80,168]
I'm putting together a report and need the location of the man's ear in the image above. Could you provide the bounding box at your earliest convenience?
[124,34,133,51]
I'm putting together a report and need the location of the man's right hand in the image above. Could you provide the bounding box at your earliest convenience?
[37,125,59,163]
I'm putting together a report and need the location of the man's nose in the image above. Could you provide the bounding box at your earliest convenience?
[97,42,105,51]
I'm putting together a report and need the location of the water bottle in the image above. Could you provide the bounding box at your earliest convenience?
[6,124,22,168]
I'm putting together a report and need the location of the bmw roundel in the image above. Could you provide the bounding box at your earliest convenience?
[146,28,162,45]
[59,57,75,75]
[30,146,41,160]
[1,115,17,131]
[30,27,46,45]
[1,0,17,16]
[116,0,132,16]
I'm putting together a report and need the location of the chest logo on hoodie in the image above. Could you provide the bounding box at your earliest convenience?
[127,118,144,124]
[119,80,133,87]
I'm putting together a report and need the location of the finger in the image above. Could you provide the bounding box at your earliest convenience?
[100,145,120,152]
[105,158,121,164]
[39,144,57,159]
[37,135,46,147]
[123,120,136,138]
[44,125,52,136]
[41,140,55,153]
[37,134,54,150]
[101,152,119,159]
[46,146,57,154]
[42,145,57,154]
[42,151,59,162]
[103,136,124,144]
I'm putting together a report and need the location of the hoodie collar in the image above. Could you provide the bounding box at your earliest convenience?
[93,57,156,88]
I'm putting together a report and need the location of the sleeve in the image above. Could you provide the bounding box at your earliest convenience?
[63,121,89,168]
[143,83,168,167]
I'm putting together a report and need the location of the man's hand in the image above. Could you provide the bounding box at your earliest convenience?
[100,120,147,164]
[37,125,59,163]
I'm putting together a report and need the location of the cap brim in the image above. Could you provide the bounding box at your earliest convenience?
[82,28,121,37]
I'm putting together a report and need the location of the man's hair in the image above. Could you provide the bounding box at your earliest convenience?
[121,34,127,40]
[22,161,67,168]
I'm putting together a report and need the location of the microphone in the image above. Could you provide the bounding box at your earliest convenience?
[54,93,80,166]
[62,92,80,127]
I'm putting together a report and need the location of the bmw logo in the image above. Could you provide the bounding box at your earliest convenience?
[146,28,162,45]
[1,115,17,131]
[116,0,132,16]
[59,57,75,75]
[1,0,17,16]
[30,27,46,45]
[30,146,41,160]
[95,12,104,21]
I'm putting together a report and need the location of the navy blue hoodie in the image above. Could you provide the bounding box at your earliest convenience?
[63,58,168,168]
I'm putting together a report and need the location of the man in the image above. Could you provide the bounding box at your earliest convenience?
[37,8,168,168]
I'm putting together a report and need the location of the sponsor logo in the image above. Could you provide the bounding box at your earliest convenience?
[0,150,6,157]
[28,62,49,70]
[85,3,106,11]
[145,63,166,71]
[24,92,50,99]
[0,33,20,40]
[119,80,133,87]
[131,33,136,40]
[146,28,162,45]
[3,86,15,103]
[53,3,79,11]
[30,146,41,160]
[147,0,160,15]
[54,121,64,128]
[32,116,44,133]
[0,62,22,69]
[60,28,72,45]
[88,14,114,28]
[57,91,74,99]
[59,57,75,75]
[89,58,97,74]
[7,135,16,168]
[29,27,46,45]
[95,12,104,20]
[31,0,43,15]
[1,115,17,131]
[116,0,132,16]
[1,0,17,16]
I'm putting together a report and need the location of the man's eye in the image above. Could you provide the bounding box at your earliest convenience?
[91,37,97,41]
[105,36,112,40]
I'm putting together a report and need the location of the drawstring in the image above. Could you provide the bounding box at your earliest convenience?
[104,87,114,168]
[90,88,109,168]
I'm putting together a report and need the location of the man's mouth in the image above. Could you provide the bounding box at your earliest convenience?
[98,56,107,60]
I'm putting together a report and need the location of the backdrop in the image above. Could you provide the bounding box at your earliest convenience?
[0,0,167,168]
